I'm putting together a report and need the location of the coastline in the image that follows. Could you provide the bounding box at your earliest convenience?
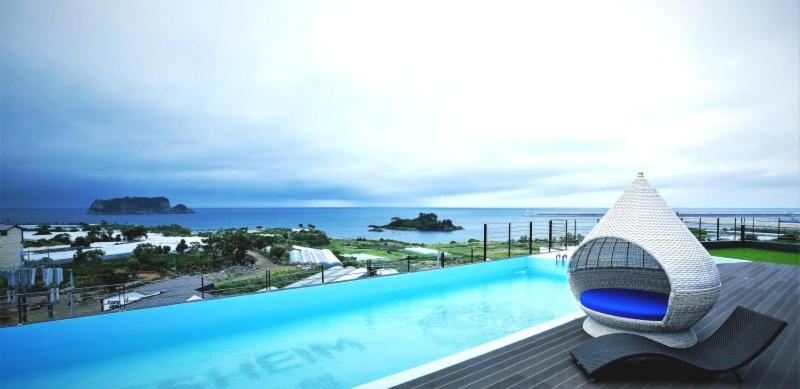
[3,207,799,245]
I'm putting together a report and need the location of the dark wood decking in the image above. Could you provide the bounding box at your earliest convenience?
[394,262,799,389]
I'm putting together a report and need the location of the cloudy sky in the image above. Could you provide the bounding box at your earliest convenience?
[1,0,798,208]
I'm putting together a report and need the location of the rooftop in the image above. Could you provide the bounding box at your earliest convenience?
[124,276,213,310]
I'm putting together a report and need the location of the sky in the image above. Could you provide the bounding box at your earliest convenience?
[1,0,798,208]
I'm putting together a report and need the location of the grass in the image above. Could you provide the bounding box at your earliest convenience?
[330,238,412,261]
[708,247,800,266]
[331,238,543,263]
[213,267,316,295]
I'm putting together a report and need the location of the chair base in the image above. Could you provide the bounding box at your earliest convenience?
[583,316,697,348]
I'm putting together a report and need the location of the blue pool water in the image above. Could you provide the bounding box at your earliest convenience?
[0,257,577,388]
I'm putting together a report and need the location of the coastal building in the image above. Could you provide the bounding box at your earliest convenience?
[102,291,153,311]
[283,266,368,288]
[102,276,213,311]
[0,225,24,269]
[288,245,342,268]
[402,246,440,257]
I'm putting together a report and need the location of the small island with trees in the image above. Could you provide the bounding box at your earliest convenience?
[87,196,194,215]
[370,212,463,232]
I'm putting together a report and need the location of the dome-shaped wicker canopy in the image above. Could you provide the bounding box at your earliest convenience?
[567,173,721,347]
[569,237,662,271]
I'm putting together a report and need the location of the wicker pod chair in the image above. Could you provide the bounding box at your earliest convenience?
[568,173,721,348]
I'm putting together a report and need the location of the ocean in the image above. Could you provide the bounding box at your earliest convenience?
[1,207,797,244]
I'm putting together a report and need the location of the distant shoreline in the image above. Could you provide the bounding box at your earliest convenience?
[3,207,798,245]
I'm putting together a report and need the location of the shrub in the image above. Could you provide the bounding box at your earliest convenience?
[52,233,72,244]
[122,225,148,241]
[72,236,92,247]
[176,239,188,253]
[73,248,105,263]
[133,243,161,264]
[127,258,141,275]
[34,224,51,235]
[147,224,191,237]
[290,229,330,247]
[202,229,254,265]
[270,245,288,260]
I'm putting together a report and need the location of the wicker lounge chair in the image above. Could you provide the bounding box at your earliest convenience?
[570,306,787,381]
[568,173,721,347]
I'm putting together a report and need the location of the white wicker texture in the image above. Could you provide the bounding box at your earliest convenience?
[583,316,698,348]
[567,173,721,347]
[569,268,670,296]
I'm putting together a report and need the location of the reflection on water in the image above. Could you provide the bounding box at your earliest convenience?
[420,302,516,347]
[147,338,363,388]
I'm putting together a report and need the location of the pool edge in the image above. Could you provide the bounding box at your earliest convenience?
[355,310,586,389]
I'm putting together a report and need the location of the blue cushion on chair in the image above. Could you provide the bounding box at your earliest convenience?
[580,288,669,321]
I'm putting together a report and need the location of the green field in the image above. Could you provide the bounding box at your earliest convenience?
[708,247,800,266]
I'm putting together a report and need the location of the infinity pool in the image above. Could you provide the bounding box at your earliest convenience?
[0,257,577,388]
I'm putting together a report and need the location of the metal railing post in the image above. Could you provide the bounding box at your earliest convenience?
[716,218,720,241]
[321,265,325,284]
[122,284,126,311]
[407,257,411,272]
[548,220,553,252]
[21,283,28,323]
[47,289,54,319]
[17,291,23,325]
[266,269,270,292]
[778,218,781,238]
[740,224,745,241]
[507,223,511,258]
[752,218,755,239]
[564,219,568,249]
[528,221,533,255]
[471,248,474,263]
[201,276,205,299]
[367,260,372,277]
[699,218,703,240]
[483,224,487,261]
[69,269,75,316]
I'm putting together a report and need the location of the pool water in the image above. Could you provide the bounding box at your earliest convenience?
[0,257,577,389]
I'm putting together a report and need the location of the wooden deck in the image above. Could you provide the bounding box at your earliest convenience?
[394,262,799,389]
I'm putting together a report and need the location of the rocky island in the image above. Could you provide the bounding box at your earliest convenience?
[370,212,463,232]
[87,196,194,215]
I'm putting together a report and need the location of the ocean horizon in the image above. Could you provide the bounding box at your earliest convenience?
[3,207,798,244]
